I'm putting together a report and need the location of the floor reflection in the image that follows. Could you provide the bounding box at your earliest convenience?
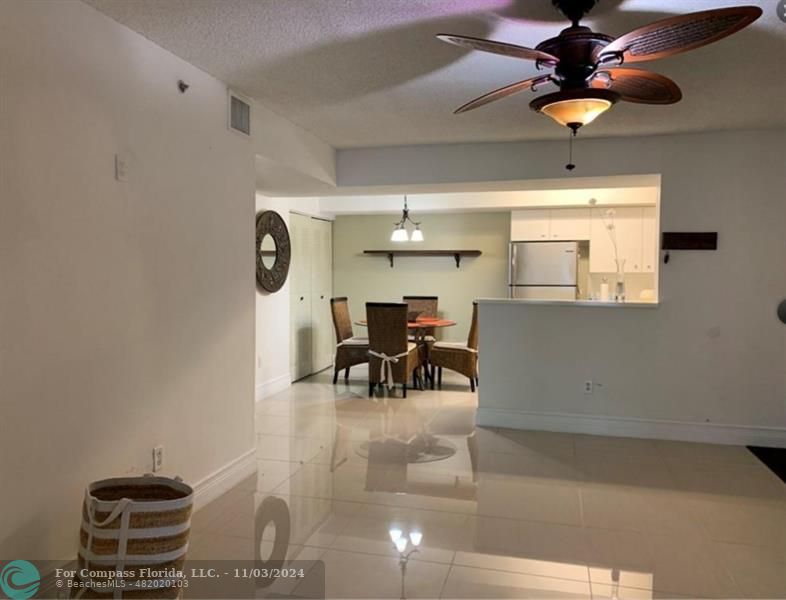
[189,367,786,599]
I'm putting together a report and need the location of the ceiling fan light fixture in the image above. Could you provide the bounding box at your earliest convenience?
[439,4,761,170]
[542,98,612,128]
[530,89,620,129]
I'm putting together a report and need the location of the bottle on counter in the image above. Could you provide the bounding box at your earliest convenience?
[600,277,610,302]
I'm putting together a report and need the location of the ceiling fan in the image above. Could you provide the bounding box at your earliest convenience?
[437,0,761,169]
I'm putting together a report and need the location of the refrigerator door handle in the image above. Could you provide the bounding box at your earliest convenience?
[509,243,517,287]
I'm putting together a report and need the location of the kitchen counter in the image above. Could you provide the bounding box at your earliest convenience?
[475,297,667,436]
[477,298,658,308]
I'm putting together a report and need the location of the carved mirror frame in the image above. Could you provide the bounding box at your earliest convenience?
[256,210,291,293]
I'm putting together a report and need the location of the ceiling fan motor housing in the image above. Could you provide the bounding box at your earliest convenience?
[536,27,614,87]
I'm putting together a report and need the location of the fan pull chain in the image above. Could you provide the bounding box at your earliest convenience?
[565,129,576,171]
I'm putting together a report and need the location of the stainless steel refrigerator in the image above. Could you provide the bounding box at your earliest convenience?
[508,241,579,300]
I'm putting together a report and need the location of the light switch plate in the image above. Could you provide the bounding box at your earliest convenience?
[153,445,164,472]
[115,153,128,182]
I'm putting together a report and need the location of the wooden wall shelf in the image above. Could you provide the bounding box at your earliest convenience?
[364,250,482,268]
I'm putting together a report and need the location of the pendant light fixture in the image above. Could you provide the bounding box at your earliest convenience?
[390,196,423,242]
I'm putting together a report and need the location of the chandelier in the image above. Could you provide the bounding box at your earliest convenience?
[390,196,423,242]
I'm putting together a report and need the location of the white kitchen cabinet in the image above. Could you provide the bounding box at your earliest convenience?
[549,208,591,240]
[511,209,550,241]
[511,206,657,275]
[641,206,658,273]
[590,207,644,273]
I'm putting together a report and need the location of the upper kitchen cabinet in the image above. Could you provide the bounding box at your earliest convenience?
[511,209,550,241]
[511,208,591,241]
[590,207,646,273]
[549,208,591,241]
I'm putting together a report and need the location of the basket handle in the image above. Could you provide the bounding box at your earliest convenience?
[82,490,132,595]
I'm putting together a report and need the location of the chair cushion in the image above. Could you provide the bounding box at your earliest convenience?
[340,336,369,346]
[433,342,477,354]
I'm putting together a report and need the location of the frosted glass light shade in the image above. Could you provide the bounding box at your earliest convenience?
[410,227,424,242]
[391,227,408,242]
[394,537,409,553]
[409,531,423,546]
[530,89,619,129]
[540,98,612,127]
[389,528,403,543]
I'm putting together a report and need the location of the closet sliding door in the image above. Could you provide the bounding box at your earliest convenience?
[310,218,334,373]
[289,213,333,382]
[289,213,313,381]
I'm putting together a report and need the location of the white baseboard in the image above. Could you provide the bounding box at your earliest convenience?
[476,407,786,448]
[192,448,256,510]
[255,373,291,403]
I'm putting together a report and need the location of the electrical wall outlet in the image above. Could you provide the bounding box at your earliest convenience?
[584,380,594,394]
[153,445,164,472]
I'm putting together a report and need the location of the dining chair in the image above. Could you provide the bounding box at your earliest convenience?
[430,301,479,392]
[402,296,438,341]
[366,303,424,397]
[330,297,369,384]
[403,296,439,381]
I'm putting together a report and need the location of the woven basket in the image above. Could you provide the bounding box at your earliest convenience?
[73,475,193,599]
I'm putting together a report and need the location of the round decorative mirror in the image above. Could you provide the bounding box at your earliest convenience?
[260,234,277,269]
[256,211,291,293]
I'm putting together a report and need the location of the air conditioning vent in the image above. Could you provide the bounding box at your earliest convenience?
[229,93,250,135]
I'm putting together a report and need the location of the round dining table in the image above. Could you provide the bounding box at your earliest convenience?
[354,317,457,341]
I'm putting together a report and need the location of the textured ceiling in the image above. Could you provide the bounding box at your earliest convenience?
[83,0,785,148]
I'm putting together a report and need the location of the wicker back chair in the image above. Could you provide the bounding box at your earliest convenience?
[403,296,438,340]
[402,296,438,318]
[331,297,356,342]
[430,301,479,392]
[366,303,423,397]
[467,301,479,351]
[330,297,368,384]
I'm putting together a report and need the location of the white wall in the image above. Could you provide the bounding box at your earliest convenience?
[319,184,659,215]
[333,129,786,444]
[336,129,783,190]
[254,195,330,399]
[251,100,335,190]
[255,196,292,400]
[0,1,256,558]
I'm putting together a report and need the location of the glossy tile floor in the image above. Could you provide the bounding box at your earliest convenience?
[190,368,786,599]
